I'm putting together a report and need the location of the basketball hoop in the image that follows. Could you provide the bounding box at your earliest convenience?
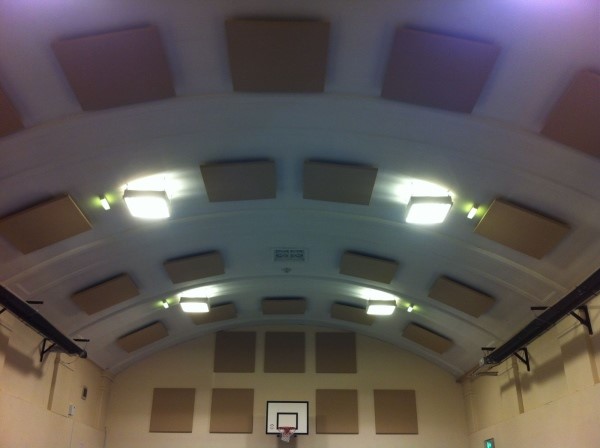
[277,426,296,443]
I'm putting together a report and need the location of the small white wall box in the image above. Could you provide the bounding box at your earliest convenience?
[68,404,76,416]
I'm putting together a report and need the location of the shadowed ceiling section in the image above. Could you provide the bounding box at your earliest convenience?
[331,303,374,326]
[0,86,23,137]
[52,25,174,110]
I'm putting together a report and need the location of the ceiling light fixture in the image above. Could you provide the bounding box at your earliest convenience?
[162,299,169,309]
[179,297,209,313]
[407,304,415,313]
[123,188,170,219]
[366,300,396,316]
[405,195,453,224]
[99,195,111,210]
[467,205,479,220]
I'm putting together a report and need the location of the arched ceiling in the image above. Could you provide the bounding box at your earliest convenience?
[0,0,599,377]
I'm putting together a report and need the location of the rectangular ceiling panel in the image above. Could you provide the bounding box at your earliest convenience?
[117,321,168,353]
[225,19,329,92]
[200,160,276,202]
[331,303,374,326]
[541,70,600,158]
[164,251,225,284]
[474,199,570,259]
[339,251,398,284]
[382,28,500,113]
[262,297,306,314]
[402,323,453,354]
[71,274,139,315]
[303,161,378,205]
[0,86,23,137]
[52,25,174,110]
[190,303,237,325]
[0,195,91,254]
[428,276,495,317]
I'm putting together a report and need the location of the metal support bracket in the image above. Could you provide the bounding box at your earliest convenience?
[0,307,5,315]
[531,305,593,335]
[40,338,57,362]
[513,348,530,372]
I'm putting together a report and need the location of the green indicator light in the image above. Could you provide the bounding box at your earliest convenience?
[485,439,495,448]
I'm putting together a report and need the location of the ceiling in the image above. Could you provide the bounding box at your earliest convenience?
[0,0,599,378]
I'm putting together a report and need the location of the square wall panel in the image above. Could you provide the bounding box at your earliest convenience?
[402,323,453,354]
[71,274,139,315]
[262,297,306,315]
[339,251,398,284]
[382,28,500,113]
[52,25,174,110]
[200,160,276,202]
[117,322,168,353]
[0,195,91,254]
[264,332,305,373]
[214,332,256,373]
[164,251,225,283]
[315,389,358,434]
[474,199,570,259]
[315,332,356,373]
[374,390,418,434]
[331,303,374,326]
[210,389,254,433]
[226,19,330,92]
[303,161,378,205]
[190,303,237,325]
[541,70,600,158]
[150,388,195,433]
[429,276,495,317]
[0,86,23,137]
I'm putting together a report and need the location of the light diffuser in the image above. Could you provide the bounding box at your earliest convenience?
[406,195,452,224]
[367,300,396,316]
[123,189,170,219]
[179,297,209,313]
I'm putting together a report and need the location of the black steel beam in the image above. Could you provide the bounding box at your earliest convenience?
[0,286,87,359]
[482,267,600,366]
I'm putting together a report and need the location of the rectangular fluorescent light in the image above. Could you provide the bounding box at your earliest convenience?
[99,196,111,210]
[467,205,478,219]
[123,189,170,219]
[367,300,396,316]
[179,297,209,313]
[406,195,452,224]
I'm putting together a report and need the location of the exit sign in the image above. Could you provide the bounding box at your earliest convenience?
[485,439,495,448]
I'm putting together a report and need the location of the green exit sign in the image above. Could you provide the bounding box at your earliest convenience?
[485,439,495,448]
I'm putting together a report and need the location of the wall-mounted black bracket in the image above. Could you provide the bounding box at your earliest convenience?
[40,338,57,362]
[513,348,530,372]
[531,305,593,335]
[0,307,6,315]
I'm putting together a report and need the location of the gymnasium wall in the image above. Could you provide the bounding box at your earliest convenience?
[105,325,468,448]
[463,293,600,448]
[0,311,111,448]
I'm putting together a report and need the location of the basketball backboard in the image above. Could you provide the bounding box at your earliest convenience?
[266,401,309,435]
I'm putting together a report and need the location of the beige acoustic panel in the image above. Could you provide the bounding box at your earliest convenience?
[149,388,195,433]
[0,86,23,137]
[214,331,256,373]
[164,251,225,284]
[190,303,237,325]
[541,70,600,158]
[262,297,306,315]
[382,28,500,113]
[226,19,329,92]
[0,195,91,254]
[339,251,399,284]
[117,321,168,353]
[402,323,453,354]
[316,332,356,373]
[474,199,570,259]
[264,332,305,373]
[374,390,418,434]
[71,273,139,315]
[52,25,174,110]
[200,160,276,202]
[429,276,495,318]
[331,303,374,326]
[316,389,358,434]
[303,161,378,205]
[210,388,254,433]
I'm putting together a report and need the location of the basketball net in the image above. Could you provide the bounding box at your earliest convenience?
[278,426,296,443]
